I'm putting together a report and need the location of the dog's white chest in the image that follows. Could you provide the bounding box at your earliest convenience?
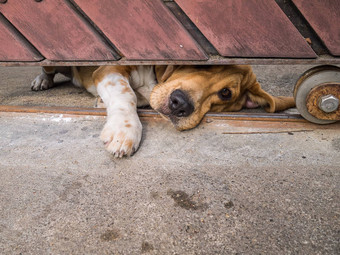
[129,66,157,107]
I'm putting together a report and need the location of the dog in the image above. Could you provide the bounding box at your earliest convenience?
[32,65,295,157]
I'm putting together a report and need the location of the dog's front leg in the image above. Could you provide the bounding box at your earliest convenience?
[31,67,57,91]
[96,73,142,157]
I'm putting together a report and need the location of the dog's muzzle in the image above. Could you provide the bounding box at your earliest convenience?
[169,89,194,117]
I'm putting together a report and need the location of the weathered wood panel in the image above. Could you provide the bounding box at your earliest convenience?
[274,0,329,55]
[74,0,207,60]
[0,16,42,61]
[176,0,316,58]
[292,0,340,56]
[165,1,219,55]
[0,0,117,61]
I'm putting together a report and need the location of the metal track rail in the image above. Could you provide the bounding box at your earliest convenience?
[0,105,302,121]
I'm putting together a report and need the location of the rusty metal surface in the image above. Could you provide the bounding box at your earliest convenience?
[0,0,117,61]
[0,105,106,116]
[0,104,307,122]
[292,0,340,56]
[0,15,42,61]
[2,105,340,132]
[175,0,316,58]
[73,0,206,60]
[1,55,340,67]
[306,83,340,120]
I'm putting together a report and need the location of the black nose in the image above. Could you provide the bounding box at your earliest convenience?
[169,89,194,117]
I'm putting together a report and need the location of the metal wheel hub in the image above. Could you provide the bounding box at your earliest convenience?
[294,65,340,124]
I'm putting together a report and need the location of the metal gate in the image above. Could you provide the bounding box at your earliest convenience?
[0,0,339,66]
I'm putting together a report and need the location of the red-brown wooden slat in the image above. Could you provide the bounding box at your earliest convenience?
[0,0,117,61]
[292,0,340,56]
[176,0,316,58]
[73,0,207,60]
[0,17,43,61]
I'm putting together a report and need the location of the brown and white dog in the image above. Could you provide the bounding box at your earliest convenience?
[32,65,295,157]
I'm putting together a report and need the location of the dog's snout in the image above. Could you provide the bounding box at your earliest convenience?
[169,89,194,117]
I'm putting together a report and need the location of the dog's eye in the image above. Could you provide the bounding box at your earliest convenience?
[218,88,232,100]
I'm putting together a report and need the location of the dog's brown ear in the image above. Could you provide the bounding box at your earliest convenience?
[247,81,295,113]
[155,65,180,83]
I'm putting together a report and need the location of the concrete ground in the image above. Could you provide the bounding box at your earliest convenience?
[0,66,339,254]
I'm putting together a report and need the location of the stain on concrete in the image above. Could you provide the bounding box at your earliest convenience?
[185,224,200,234]
[100,229,120,241]
[167,189,207,210]
[141,241,154,253]
[59,181,82,201]
[332,138,340,152]
[150,191,160,199]
[224,200,234,209]
[59,129,69,134]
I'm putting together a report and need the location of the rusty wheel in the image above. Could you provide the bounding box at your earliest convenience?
[294,65,340,124]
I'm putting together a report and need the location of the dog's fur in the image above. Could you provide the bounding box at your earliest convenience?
[32,65,295,157]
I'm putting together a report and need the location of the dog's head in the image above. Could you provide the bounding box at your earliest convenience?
[150,65,295,130]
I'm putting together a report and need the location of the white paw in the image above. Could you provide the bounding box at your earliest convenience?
[31,73,54,91]
[100,112,142,157]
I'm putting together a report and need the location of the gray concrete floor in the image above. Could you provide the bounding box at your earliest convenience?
[0,66,339,254]
[0,66,95,107]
